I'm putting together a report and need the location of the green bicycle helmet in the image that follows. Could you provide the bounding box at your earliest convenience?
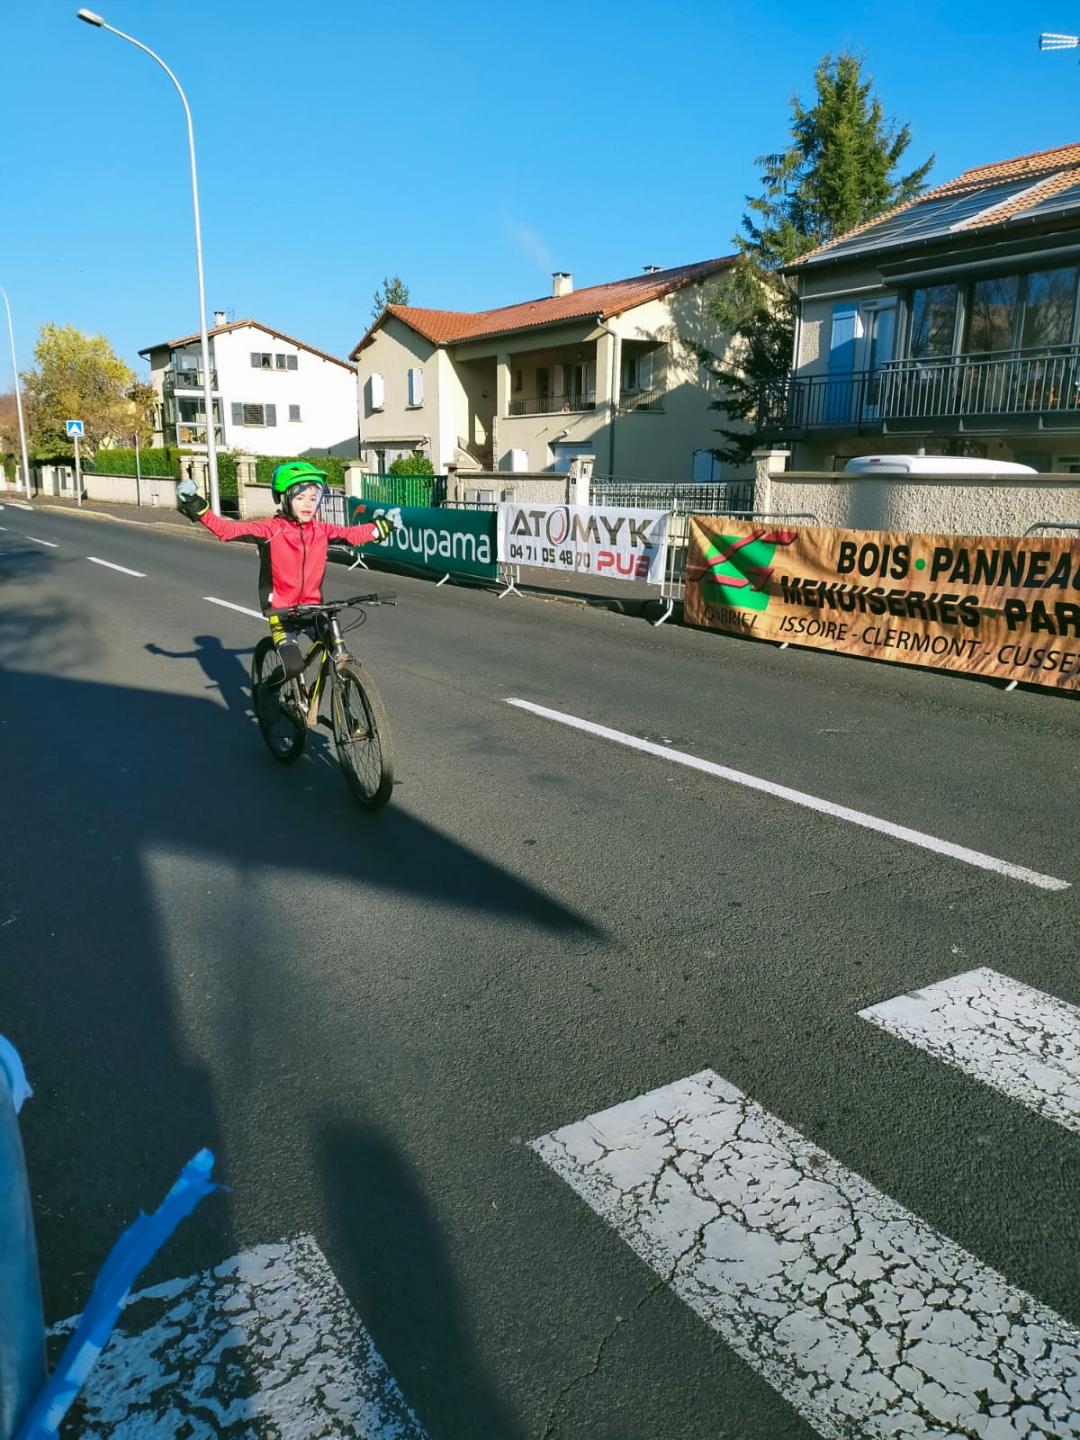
[272,460,327,496]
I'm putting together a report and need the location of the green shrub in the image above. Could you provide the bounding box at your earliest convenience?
[216,452,238,496]
[253,453,348,489]
[89,446,183,477]
[388,451,435,476]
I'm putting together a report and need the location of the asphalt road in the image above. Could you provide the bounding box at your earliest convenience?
[1,501,1078,1439]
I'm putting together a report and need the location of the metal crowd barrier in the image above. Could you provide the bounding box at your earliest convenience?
[0,1037,44,1440]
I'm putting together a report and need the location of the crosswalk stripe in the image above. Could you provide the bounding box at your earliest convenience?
[50,1233,428,1438]
[860,967,1080,1134]
[533,1070,1080,1440]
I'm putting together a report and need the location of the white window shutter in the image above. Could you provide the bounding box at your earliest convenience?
[370,373,384,410]
[408,367,424,406]
[639,352,653,391]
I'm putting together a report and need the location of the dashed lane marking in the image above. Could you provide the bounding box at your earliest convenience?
[51,1233,428,1438]
[25,535,59,548]
[861,967,1080,1134]
[204,595,263,620]
[87,556,146,578]
[506,698,1070,891]
[533,1070,1080,1440]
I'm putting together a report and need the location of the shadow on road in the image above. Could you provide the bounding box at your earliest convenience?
[319,1119,524,1439]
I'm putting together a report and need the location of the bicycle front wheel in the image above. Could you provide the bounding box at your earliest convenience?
[331,659,394,810]
[251,636,306,764]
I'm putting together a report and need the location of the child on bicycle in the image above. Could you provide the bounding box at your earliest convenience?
[176,461,397,675]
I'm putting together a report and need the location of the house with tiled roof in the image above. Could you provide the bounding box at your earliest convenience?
[349,257,747,481]
[757,140,1080,471]
[140,315,359,458]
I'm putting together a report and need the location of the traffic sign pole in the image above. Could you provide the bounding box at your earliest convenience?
[74,434,82,508]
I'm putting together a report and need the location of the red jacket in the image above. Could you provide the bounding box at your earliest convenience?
[198,510,381,612]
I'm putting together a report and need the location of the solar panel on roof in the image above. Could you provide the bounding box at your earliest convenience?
[808,177,1041,261]
[1010,178,1080,220]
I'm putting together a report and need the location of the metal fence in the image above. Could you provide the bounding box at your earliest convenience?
[590,479,754,513]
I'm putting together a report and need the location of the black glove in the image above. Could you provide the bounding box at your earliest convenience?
[176,478,209,521]
[372,514,398,543]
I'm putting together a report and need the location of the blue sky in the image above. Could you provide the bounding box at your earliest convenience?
[4,0,1079,378]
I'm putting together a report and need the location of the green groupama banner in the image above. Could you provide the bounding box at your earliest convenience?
[346,500,498,581]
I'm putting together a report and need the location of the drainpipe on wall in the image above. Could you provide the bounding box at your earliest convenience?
[596,317,619,480]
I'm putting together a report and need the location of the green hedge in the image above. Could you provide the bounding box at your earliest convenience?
[253,453,347,489]
[89,446,186,478]
[216,452,238,497]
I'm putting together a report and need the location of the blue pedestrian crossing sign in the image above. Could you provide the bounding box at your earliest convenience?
[65,419,84,437]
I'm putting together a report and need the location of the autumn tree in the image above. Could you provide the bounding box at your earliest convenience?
[22,324,153,457]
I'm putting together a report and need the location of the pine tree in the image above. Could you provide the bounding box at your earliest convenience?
[372,275,410,322]
[711,53,933,462]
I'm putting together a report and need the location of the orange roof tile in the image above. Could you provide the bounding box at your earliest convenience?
[795,140,1080,267]
[349,256,736,358]
[139,318,355,371]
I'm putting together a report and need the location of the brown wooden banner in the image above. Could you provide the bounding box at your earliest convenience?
[685,517,1080,691]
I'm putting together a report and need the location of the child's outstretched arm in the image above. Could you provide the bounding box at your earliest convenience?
[176,479,275,541]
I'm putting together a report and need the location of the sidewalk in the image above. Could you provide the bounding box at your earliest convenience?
[14,494,671,618]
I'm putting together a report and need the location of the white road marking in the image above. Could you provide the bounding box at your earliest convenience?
[204,595,263,620]
[50,1233,427,1438]
[506,698,1069,891]
[25,535,59,548]
[861,967,1080,1134]
[534,1070,1080,1440]
[87,556,146,578]
[10,501,33,510]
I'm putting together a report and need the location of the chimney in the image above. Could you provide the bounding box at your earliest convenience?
[642,265,662,274]
[551,271,573,298]
[212,310,227,327]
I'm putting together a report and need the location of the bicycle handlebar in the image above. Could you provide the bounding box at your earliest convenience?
[279,593,397,621]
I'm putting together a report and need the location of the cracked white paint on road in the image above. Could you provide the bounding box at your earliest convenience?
[533,1071,1080,1439]
[860,967,1080,1134]
[51,1234,427,1438]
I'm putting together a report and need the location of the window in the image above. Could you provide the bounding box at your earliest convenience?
[622,351,654,391]
[275,353,287,369]
[514,369,523,392]
[289,404,301,422]
[287,353,298,371]
[692,449,722,483]
[536,366,550,399]
[407,367,424,407]
[1022,267,1078,348]
[230,402,277,426]
[251,352,273,369]
[967,275,1020,352]
[909,285,959,357]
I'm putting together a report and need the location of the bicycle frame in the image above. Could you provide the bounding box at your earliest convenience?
[288,612,350,728]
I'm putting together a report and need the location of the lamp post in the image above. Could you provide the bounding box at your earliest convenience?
[0,288,33,501]
[77,9,220,515]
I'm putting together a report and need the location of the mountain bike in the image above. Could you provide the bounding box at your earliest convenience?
[249,592,396,810]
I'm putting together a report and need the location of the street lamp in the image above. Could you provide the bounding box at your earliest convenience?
[0,288,33,502]
[76,9,221,515]
[1039,32,1080,49]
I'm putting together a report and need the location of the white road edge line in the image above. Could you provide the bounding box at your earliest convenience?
[204,595,263,620]
[506,698,1069,891]
[9,502,32,511]
[860,966,1080,1133]
[87,556,146,578]
[25,535,59,548]
[533,1069,1080,1440]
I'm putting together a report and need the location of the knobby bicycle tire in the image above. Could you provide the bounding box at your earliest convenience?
[331,658,394,810]
[251,636,307,764]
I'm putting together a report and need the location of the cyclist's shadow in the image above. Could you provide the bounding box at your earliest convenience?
[146,635,254,718]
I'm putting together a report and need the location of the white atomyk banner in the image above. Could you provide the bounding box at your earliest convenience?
[497,503,670,584]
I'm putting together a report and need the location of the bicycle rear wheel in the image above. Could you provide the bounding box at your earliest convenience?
[251,637,306,764]
[331,659,394,810]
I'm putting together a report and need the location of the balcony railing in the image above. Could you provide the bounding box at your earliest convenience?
[618,388,665,413]
[758,344,1080,433]
[507,394,596,416]
[175,423,225,447]
[164,368,218,393]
